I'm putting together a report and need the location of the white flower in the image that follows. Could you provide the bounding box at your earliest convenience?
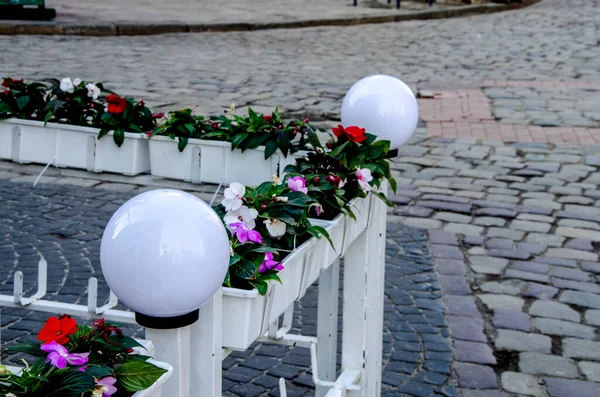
[6,393,17,397]
[264,218,286,237]
[274,196,288,203]
[60,78,74,93]
[72,78,82,86]
[356,168,373,193]
[221,182,245,211]
[272,174,281,185]
[85,83,101,99]
[224,205,258,230]
[228,103,236,114]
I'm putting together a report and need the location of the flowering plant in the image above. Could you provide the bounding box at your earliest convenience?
[284,125,396,220]
[214,179,330,294]
[0,315,167,397]
[95,96,157,147]
[0,78,52,121]
[42,77,105,127]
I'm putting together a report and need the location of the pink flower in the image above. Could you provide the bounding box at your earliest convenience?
[288,176,308,194]
[41,341,89,369]
[229,222,262,244]
[93,376,118,397]
[259,252,284,273]
[145,131,153,138]
[152,112,164,119]
[356,167,373,193]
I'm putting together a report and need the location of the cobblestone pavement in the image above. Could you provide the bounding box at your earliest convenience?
[1,0,600,395]
[0,178,456,397]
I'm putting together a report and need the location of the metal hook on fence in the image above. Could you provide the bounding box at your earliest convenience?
[87,277,119,315]
[33,155,56,187]
[13,259,48,306]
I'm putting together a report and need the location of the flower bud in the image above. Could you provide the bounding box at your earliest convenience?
[260,204,267,209]
[313,177,320,183]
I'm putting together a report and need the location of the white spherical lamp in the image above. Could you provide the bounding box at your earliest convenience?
[100,189,230,328]
[341,74,419,154]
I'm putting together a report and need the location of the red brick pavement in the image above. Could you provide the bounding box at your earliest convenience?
[417,80,600,144]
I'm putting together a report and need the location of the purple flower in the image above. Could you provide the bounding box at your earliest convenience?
[229,222,262,244]
[259,252,284,273]
[287,176,308,194]
[94,376,118,397]
[41,341,89,369]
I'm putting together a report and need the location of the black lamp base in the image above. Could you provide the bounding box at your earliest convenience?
[135,309,199,329]
[386,149,399,158]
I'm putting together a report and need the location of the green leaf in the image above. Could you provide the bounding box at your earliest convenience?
[6,342,45,358]
[245,133,269,150]
[15,96,30,110]
[248,280,269,295]
[177,137,189,152]
[256,272,282,284]
[306,127,323,150]
[185,123,195,135]
[84,365,114,379]
[115,361,168,392]
[46,370,96,396]
[231,258,256,280]
[307,225,334,249]
[330,140,350,157]
[264,140,278,160]
[230,132,248,150]
[107,335,145,350]
[113,129,125,147]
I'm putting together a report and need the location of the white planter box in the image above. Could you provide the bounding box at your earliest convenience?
[222,235,321,350]
[0,118,150,176]
[0,120,14,160]
[148,135,303,186]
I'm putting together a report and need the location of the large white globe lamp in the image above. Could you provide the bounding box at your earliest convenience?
[341,74,419,155]
[100,189,230,328]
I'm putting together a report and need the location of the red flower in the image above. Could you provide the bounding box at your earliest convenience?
[106,94,127,114]
[152,112,164,119]
[263,115,272,123]
[2,78,22,88]
[38,315,77,344]
[332,125,366,143]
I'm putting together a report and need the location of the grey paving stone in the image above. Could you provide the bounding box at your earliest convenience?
[579,361,600,383]
[473,200,516,210]
[487,228,525,241]
[518,205,554,215]
[510,261,550,274]
[550,186,583,196]
[443,223,484,237]
[461,391,509,397]
[517,213,555,223]
[560,290,600,309]
[585,156,600,166]
[551,277,600,293]
[556,227,600,242]
[443,295,481,318]
[581,262,600,273]
[395,206,435,217]
[453,341,496,365]
[428,230,459,246]
[434,212,473,224]
[439,275,471,296]
[563,338,600,360]
[535,257,577,267]
[485,238,514,250]
[418,200,472,214]
[432,244,464,260]
[447,315,487,343]
[529,300,580,322]
[463,235,485,246]
[552,266,591,281]
[401,217,443,230]
[501,372,545,396]
[565,238,595,252]
[584,310,600,326]
[421,194,470,204]
[525,233,565,247]
[474,217,506,227]
[545,248,598,261]
[495,330,551,353]
[488,249,531,260]
[566,204,600,217]
[492,309,531,332]
[469,256,509,275]
[478,294,524,311]
[535,317,595,339]
[556,211,600,223]
[510,220,552,233]
[480,281,524,296]
[524,283,558,300]
[505,269,550,283]
[434,258,467,276]
[454,363,498,389]
[476,207,518,218]
[519,353,578,378]
[544,377,600,397]
[558,195,595,205]
[584,190,600,199]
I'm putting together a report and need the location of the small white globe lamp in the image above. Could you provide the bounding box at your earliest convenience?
[100,189,230,329]
[341,74,419,156]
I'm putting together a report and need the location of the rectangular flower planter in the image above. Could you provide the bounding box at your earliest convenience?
[222,235,322,350]
[148,135,304,186]
[0,120,14,160]
[0,118,151,176]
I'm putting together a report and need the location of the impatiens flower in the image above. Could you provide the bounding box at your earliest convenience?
[288,176,308,194]
[152,112,164,119]
[229,222,262,244]
[93,377,118,397]
[356,167,373,193]
[263,115,272,123]
[227,103,235,114]
[264,218,286,237]
[224,205,258,230]
[332,125,367,143]
[38,315,77,344]
[85,83,101,99]
[313,203,324,217]
[41,341,89,369]
[221,182,245,211]
[72,78,82,86]
[259,252,284,273]
[78,366,87,372]
[106,94,127,114]
[60,78,74,93]
[271,174,281,185]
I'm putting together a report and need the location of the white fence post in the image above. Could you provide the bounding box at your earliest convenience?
[316,259,340,397]
[145,327,191,397]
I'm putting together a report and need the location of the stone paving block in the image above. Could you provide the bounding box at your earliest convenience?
[421,194,470,204]
[53,177,102,187]
[525,233,565,247]
[524,282,558,300]
[535,257,577,267]
[584,189,600,199]
[505,269,550,283]
[581,262,600,273]
[495,330,551,353]
[560,290,600,309]
[579,361,600,383]
[535,317,596,339]
[434,258,467,276]
[565,204,600,217]
[444,223,484,236]
[488,249,531,260]
[447,315,487,343]
[474,217,506,227]
[492,309,531,332]
[478,294,524,311]
[469,256,509,275]
[480,281,524,295]
[510,220,552,233]
[453,340,496,365]
[486,238,514,250]
[434,212,473,224]
[476,208,518,218]
[473,200,516,210]
[551,277,600,293]
[563,338,600,360]
[418,200,472,214]
[463,236,485,246]
[439,275,472,296]
[550,186,583,196]
[555,227,600,242]
[432,244,464,260]
[516,213,555,223]
[487,194,520,204]
[428,230,459,246]
[442,295,481,318]
[501,372,545,397]
[584,310,600,326]
[558,195,595,205]
[462,391,509,397]
[401,217,443,230]
[396,381,436,397]
[565,238,595,252]
[518,205,554,215]
[519,353,578,378]
[543,377,600,397]
[529,300,580,322]
[454,363,498,389]
[510,261,550,274]
[556,211,600,223]
[395,206,435,217]
[585,156,600,166]
[551,266,591,281]
[545,248,598,261]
